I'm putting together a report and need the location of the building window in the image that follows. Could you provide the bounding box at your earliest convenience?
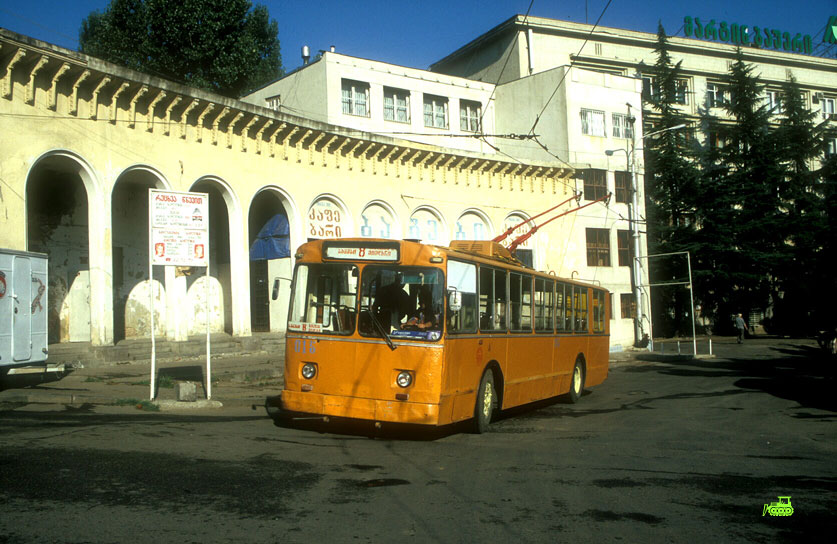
[580,108,606,136]
[580,169,607,201]
[644,76,688,104]
[707,83,730,108]
[586,228,611,267]
[642,76,655,100]
[612,113,634,139]
[460,100,481,132]
[617,229,633,267]
[822,97,835,120]
[383,87,410,123]
[827,137,837,157]
[423,94,448,129]
[673,79,689,105]
[766,90,784,114]
[342,79,369,117]
[620,293,636,319]
[614,171,630,203]
[265,94,281,111]
[708,131,725,150]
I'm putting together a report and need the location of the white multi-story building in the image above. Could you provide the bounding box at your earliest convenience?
[244,51,648,349]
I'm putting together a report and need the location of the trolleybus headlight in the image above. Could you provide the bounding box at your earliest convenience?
[301,363,317,379]
[396,371,413,388]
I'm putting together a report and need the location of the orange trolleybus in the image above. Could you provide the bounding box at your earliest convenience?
[279,237,610,432]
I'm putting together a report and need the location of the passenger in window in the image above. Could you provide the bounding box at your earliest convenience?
[373,274,411,330]
[402,286,437,330]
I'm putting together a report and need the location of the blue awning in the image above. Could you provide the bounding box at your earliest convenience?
[249,214,290,260]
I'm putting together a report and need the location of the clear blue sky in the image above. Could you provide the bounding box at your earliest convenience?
[1,1,834,71]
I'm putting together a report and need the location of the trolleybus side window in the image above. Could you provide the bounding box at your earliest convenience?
[448,260,477,333]
[288,263,358,334]
[509,272,533,332]
[479,267,507,332]
[534,278,554,332]
[592,289,606,333]
[557,282,570,332]
[510,273,522,331]
[573,286,589,333]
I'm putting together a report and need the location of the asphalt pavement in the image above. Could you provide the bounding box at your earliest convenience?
[1,335,826,412]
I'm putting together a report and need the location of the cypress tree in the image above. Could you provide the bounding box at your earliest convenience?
[643,23,700,336]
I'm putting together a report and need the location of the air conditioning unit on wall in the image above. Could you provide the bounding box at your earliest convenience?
[814,92,824,103]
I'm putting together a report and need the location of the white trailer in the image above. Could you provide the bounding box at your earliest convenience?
[0,248,48,369]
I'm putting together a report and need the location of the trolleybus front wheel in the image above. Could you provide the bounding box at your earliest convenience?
[473,370,497,434]
[568,359,585,404]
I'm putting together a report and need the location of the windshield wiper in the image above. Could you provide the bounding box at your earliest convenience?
[367,309,397,351]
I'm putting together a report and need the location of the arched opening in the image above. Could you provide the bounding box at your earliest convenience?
[248,190,291,332]
[503,212,534,269]
[189,179,234,335]
[408,206,448,245]
[26,155,92,343]
[455,209,493,241]
[111,168,167,341]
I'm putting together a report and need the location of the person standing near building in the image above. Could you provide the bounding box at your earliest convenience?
[735,313,748,344]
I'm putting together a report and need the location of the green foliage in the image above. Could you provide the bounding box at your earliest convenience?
[694,49,787,325]
[79,0,282,97]
[646,31,832,337]
[643,24,701,336]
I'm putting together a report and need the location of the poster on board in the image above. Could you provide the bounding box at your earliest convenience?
[149,190,209,267]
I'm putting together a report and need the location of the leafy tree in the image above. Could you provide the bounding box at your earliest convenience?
[643,24,701,336]
[79,0,282,97]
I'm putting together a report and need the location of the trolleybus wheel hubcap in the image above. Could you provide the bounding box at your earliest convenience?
[482,381,493,418]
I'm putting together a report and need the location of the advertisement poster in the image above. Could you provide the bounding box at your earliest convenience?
[149,190,209,266]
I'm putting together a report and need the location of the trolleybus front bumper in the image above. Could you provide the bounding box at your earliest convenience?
[280,389,441,425]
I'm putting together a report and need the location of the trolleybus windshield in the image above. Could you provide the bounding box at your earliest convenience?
[288,263,358,335]
[358,266,444,341]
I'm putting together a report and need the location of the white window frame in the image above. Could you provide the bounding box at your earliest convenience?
[707,83,730,108]
[581,108,606,137]
[673,79,689,105]
[460,99,481,133]
[612,113,634,139]
[265,94,281,111]
[342,79,370,117]
[827,137,837,157]
[423,94,448,129]
[383,87,410,124]
[766,90,784,114]
[822,97,835,120]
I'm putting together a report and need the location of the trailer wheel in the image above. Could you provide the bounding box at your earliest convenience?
[473,370,496,434]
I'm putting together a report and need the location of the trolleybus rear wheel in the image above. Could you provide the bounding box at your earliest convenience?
[473,370,496,434]
[568,359,585,404]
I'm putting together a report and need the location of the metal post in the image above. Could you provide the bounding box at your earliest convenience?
[628,104,644,348]
[687,252,697,357]
[149,257,155,400]
[206,259,211,400]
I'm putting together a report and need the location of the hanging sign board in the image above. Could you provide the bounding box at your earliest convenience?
[149,190,209,267]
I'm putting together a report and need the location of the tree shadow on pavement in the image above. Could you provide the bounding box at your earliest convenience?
[625,350,836,413]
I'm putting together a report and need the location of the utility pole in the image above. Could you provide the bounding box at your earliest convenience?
[627,103,645,346]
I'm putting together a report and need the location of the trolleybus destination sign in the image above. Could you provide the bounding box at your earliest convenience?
[149,189,209,267]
